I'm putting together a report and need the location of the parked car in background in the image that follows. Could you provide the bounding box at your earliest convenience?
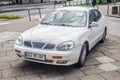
[0,1,9,6]
[14,7,107,67]
[55,0,66,4]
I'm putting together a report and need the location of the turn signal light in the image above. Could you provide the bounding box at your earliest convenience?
[52,56,62,59]
[15,49,21,53]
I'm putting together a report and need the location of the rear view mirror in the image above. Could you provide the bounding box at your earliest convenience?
[90,22,99,27]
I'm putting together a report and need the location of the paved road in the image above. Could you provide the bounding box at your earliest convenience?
[0,5,120,80]
[0,31,120,80]
[1,4,120,37]
[107,17,120,37]
[0,15,120,37]
[0,17,39,32]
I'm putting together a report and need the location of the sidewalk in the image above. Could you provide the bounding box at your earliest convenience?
[0,15,41,32]
[98,3,120,18]
[0,33,120,80]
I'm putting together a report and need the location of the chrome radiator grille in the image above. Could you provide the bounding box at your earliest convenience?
[24,41,55,50]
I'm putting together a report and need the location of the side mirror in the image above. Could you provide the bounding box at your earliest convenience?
[39,19,42,22]
[89,22,99,27]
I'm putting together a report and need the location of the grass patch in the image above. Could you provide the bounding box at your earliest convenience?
[0,15,23,20]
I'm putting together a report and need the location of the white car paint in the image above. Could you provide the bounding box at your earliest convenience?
[14,7,107,66]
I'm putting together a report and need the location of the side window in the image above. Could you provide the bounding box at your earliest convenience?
[93,10,101,21]
[89,11,98,23]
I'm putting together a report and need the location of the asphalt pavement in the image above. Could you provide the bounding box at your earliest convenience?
[0,4,119,40]
[0,4,120,37]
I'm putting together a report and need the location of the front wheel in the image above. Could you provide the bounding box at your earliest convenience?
[75,43,88,67]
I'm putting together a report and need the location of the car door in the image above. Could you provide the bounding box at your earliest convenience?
[93,10,104,40]
[89,10,100,49]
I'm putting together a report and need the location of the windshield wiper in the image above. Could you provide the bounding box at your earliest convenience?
[54,23,73,27]
[41,22,74,27]
[41,22,49,25]
[41,22,53,25]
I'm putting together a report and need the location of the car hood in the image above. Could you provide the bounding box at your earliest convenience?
[22,24,87,44]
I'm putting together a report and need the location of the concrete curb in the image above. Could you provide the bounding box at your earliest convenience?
[107,15,120,18]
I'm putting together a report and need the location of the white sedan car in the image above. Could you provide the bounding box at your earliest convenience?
[14,7,107,67]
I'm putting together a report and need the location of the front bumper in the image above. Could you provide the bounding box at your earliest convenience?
[14,45,80,66]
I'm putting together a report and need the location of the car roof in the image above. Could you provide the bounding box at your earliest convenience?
[56,7,97,12]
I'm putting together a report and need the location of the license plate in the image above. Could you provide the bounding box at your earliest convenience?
[24,52,45,60]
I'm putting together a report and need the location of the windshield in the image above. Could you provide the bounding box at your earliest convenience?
[41,10,87,27]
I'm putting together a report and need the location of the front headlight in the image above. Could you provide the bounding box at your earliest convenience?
[57,41,75,51]
[16,36,23,46]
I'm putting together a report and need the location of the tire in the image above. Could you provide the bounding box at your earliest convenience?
[75,43,88,67]
[100,28,107,43]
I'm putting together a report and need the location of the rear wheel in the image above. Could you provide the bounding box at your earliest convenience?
[100,28,107,43]
[75,43,88,67]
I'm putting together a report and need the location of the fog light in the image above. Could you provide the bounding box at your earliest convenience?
[56,60,67,64]
[15,49,21,53]
[52,56,62,59]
